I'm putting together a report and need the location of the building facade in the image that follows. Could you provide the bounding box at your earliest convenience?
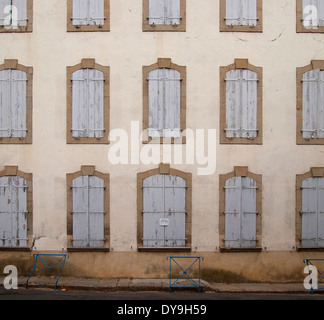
[0,0,324,282]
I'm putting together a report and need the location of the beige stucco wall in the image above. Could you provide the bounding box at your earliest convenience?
[0,0,323,281]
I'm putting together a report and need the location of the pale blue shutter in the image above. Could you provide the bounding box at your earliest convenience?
[88,176,105,247]
[148,68,180,138]
[302,177,324,248]
[224,176,241,247]
[0,176,27,247]
[164,175,186,247]
[165,0,181,25]
[73,0,104,26]
[73,0,89,25]
[225,176,257,248]
[143,174,165,247]
[0,69,27,138]
[302,70,324,139]
[303,0,324,27]
[12,0,27,27]
[89,0,104,25]
[225,69,258,138]
[0,0,11,26]
[148,0,181,25]
[72,68,104,138]
[226,0,257,26]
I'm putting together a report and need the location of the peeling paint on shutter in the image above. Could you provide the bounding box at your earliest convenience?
[72,175,105,248]
[225,176,257,248]
[0,176,27,247]
[0,69,27,138]
[226,0,257,26]
[73,0,104,26]
[12,0,27,26]
[148,68,181,138]
[225,69,258,139]
[302,177,324,248]
[143,174,186,247]
[72,68,104,138]
[302,69,324,139]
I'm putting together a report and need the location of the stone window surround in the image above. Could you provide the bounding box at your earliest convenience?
[0,0,33,33]
[66,58,110,144]
[220,59,263,145]
[297,60,324,145]
[219,0,263,33]
[0,166,33,252]
[0,59,33,145]
[67,0,110,32]
[142,0,186,32]
[296,167,324,252]
[296,0,324,33]
[137,163,192,252]
[142,58,187,144]
[219,166,262,252]
[66,165,110,252]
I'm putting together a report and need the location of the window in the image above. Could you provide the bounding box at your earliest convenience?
[219,166,262,252]
[296,168,324,250]
[0,59,33,144]
[0,0,32,33]
[220,59,263,144]
[297,0,324,33]
[67,0,110,32]
[297,60,324,145]
[220,0,262,32]
[143,0,186,32]
[67,166,110,251]
[0,166,32,250]
[67,59,110,144]
[143,58,186,143]
[137,164,192,251]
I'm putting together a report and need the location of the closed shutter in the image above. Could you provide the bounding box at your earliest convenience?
[0,176,28,247]
[225,69,258,139]
[0,0,11,26]
[225,176,257,248]
[302,69,324,139]
[301,177,324,248]
[143,174,186,247]
[303,0,324,27]
[72,68,104,138]
[0,69,27,138]
[72,0,104,26]
[72,175,105,247]
[148,68,181,138]
[226,0,257,26]
[12,0,27,26]
[148,0,180,25]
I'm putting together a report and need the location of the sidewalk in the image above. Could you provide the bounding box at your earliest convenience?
[12,276,312,294]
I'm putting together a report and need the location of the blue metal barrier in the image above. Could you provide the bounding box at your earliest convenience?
[25,254,69,290]
[167,256,204,292]
[303,258,324,294]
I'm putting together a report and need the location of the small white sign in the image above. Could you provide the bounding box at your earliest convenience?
[159,218,169,226]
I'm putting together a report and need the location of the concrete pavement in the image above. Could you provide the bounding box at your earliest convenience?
[5,276,317,294]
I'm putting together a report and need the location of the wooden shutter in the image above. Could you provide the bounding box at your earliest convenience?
[0,176,27,247]
[148,0,180,25]
[12,0,27,26]
[148,68,181,138]
[226,0,257,26]
[241,177,257,247]
[225,69,258,138]
[143,174,186,247]
[72,0,89,25]
[0,0,11,26]
[303,0,324,27]
[89,0,105,25]
[0,69,27,138]
[302,69,324,139]
[72,175,105,248]
[72,68,104,138]
[73,0,104,26]
[165,0,181,25]
[148,0,165,25]
[225,176,257,248]
[88,176,105,247]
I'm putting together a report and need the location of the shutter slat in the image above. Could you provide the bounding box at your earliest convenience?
[0,177,11,246]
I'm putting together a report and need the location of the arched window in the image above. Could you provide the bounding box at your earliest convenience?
[67,166,109,250]
[67,59,110,144]
[0,166,32,249]
[137,164,191,251]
